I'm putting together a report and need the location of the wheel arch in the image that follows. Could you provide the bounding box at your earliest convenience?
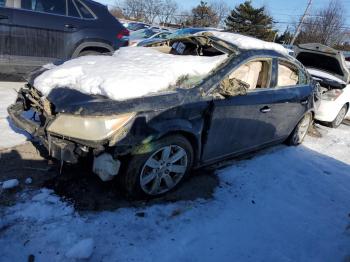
[148,118,203,166]
[159,130,200,165]
[72,42,114,58]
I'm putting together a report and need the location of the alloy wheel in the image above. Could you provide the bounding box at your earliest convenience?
[140,145,188,195]
[293,114,311,144]
[334,106,347,127]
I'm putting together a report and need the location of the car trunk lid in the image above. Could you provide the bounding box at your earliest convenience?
[295,43,350,84]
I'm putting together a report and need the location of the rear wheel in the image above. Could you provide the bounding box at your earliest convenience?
[287,112,312,146]
[122,135,193,198]
[330,104,348,128]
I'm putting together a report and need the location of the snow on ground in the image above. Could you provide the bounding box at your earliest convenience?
[0,83,28,149]
[34,47,227,101]
[1,123,349,261]
[206,31,289,55]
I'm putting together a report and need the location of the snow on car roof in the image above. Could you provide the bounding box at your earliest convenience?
[206,31,289,55]
[34,47,227,101]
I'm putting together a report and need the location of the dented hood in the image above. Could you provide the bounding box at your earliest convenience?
[295,43,350,84]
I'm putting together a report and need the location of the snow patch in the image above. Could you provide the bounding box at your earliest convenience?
[0,84,28,149]
[66,238,94,259]
[6,189,74,223]
[2,179,19,189]
[34,47,227,101]
[206,31,289,55]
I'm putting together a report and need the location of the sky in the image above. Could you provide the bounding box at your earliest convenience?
[97,0,350,33]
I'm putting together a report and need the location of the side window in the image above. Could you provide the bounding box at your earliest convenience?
[0,0,5,7]
[21,0,66,15]
[277,61,299,87]
[218,59,272,97]
[229,59,272,90]
[68,0,80,17]
[74,0,94,19]
[299,69,309,85]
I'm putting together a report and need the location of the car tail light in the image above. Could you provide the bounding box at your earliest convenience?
[117,29,129,39]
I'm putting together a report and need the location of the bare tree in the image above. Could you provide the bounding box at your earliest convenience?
[296,0,346,46]
[121,0,145,21]
[159,0,178,24]
[143,0,163,24]
[209,0,229,28]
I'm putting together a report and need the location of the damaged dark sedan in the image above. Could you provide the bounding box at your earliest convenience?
[8,32,318,197]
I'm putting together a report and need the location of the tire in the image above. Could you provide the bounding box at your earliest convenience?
[122,135,194,199]
[330,104,348,128]
[78,51,101,57]
[287,112,313,146]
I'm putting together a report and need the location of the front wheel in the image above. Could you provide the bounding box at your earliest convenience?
[330,104,348,128]
[287,112,313,146]
[122,135,193,198]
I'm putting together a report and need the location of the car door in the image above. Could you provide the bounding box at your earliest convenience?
[272,58,312,137]
[201,57,307,163]
[0,3,12,69]
[9,0,81,70]
[201,58,277,162]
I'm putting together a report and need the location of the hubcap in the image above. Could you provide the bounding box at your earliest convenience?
[293,114,311,144]
[335,107,347,127]
[140,145,188,195]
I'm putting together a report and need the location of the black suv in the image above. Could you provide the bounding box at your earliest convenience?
[0,0,129,77]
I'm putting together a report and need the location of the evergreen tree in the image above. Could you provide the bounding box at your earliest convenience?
[225,1,274,41]
[276,29,293,44]
[190,1,219,27]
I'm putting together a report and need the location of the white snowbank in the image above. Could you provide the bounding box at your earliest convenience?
[307,68,346,85]
[2,179,19,190]
[34,47,227,101]
[0,84,28,149]
[206,31,289,55]
[66,238,94,259]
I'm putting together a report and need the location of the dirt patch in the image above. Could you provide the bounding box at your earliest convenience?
[0,142,219,211]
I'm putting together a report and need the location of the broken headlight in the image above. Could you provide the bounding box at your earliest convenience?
[322,89,343,101]
[47,113,135,141]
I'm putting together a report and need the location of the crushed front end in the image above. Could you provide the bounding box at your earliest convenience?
[7,85,134,181]
[8,85,86,164]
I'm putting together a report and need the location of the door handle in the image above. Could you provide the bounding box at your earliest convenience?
[64,24,76,30]
[0,15,8,20]
[260,106,271,113]
[300,99,308,105]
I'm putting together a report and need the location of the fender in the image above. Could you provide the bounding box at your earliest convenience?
[71,41,114,58]
[150,118,204,166]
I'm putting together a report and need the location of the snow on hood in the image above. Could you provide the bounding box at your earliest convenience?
[205,31,288,55]
[307,68,347,85]
[34,47,227,101]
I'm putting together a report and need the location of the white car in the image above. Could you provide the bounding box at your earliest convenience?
[295,44,350,128]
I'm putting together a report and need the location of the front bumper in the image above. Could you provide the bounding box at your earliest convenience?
[8,101,79,164]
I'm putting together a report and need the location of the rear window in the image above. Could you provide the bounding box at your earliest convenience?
[74,0,94,19]
[22,0,66,15]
